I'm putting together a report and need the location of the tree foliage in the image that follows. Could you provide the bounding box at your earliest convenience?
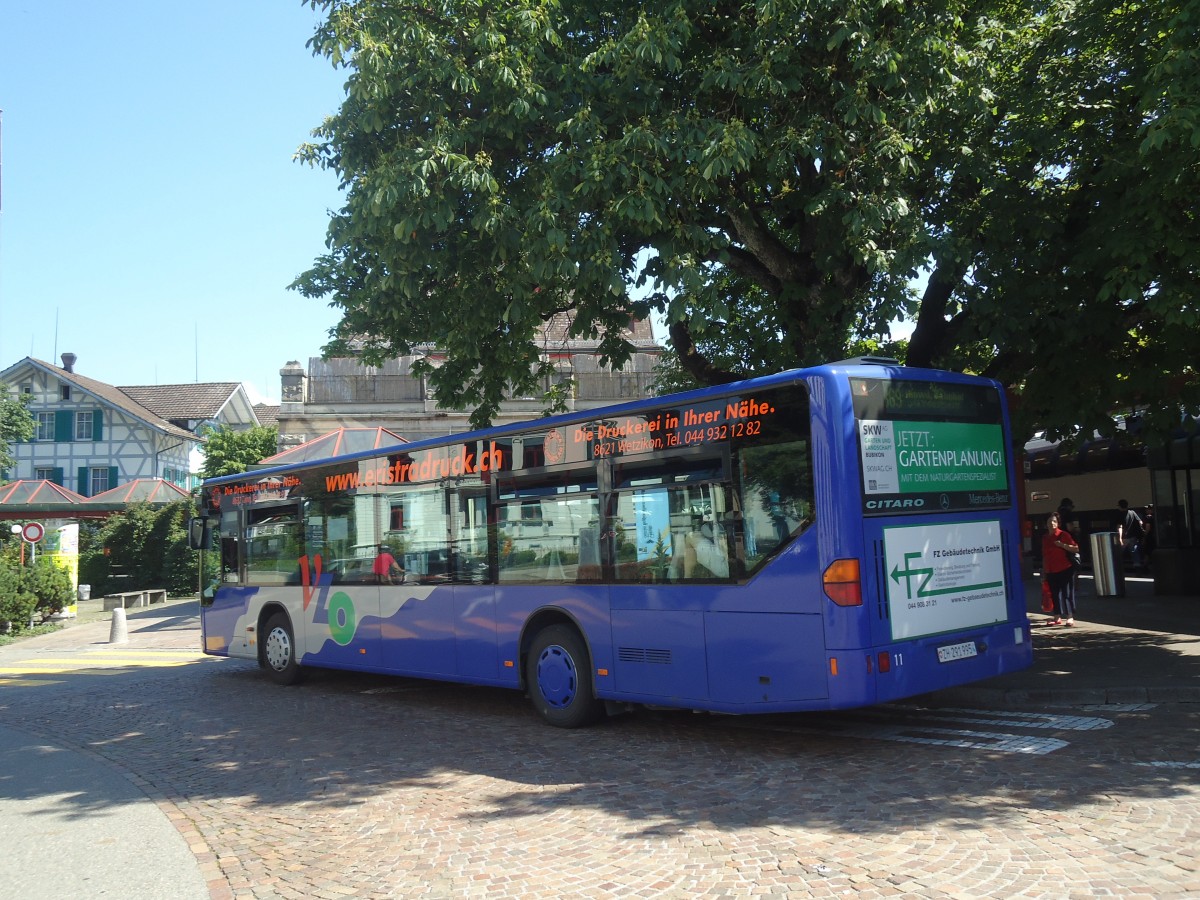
[0,381,35,477]
[200,425,279,480]
[295,0,1199,440]
[0,542,74,633]
[78,501,198,597]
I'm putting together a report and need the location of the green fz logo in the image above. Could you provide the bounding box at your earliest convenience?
[891,551,933,600]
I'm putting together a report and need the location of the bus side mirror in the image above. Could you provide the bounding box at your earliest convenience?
[188,516,214,550]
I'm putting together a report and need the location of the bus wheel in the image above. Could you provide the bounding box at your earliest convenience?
[526,624,605,728]
[261,612,303,686]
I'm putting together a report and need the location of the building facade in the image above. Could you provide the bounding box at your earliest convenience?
[274,315,663,453]
[1,354,262,493]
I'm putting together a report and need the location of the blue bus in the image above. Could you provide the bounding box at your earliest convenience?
[191,360,1032,727]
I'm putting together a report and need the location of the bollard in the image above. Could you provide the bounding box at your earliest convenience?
[109,607,129,644]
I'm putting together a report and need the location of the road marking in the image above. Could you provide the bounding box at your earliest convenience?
[888,705,1116,731]
[716,704,1121,755]
[720,716,1069,755]
[0,649,209,676]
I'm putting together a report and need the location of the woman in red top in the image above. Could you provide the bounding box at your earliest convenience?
[1041,512,1080,625]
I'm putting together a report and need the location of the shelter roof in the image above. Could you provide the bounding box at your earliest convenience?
[0,480,87,506]
[256,427,408,468]
[0,479,103,520]
[83,478,193,505]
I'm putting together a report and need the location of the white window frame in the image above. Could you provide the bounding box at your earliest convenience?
[35,412,55,441]
[89,467,111,495]
[74,410,94,441]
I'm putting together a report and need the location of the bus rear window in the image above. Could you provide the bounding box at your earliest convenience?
[851,377,1010,515]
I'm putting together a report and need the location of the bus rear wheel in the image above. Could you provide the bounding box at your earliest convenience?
[526,624,605,728]
[261,612,304,686]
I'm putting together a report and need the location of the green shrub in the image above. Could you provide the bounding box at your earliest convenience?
[78,501,198,597]
[0,550,72,633]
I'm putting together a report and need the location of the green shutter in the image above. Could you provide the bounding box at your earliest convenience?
[52,467,64,486]
[93,409,104,440]
[78,467,88,495]
[56,411,74,442]
[109,466,119,490]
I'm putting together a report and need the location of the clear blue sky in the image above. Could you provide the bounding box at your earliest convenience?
[0,1,348,404]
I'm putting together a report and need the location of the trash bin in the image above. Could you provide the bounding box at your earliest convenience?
[1089,532,1124,597]
[78,584,91,601]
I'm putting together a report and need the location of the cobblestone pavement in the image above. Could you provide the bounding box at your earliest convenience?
[2,603,1199,898]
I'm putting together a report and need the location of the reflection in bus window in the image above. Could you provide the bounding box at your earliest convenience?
[497,486,600,583]
[301,489,369,585]
[245,506,303,584]
[218,510,240,583]
[736,441,813,572]
[613,481,735,582]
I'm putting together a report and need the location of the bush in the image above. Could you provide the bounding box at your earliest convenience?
[0,550,73,633]
[0,560,35,633]
[78,501,198,597]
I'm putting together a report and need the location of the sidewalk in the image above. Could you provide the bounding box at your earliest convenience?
[935,571,1200,706]
[0,598,209,900]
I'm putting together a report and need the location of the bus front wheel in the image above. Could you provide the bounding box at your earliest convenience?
[526,624,605,728]
[261,612,304,686]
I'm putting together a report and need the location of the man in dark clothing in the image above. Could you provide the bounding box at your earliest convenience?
[1117,500,1145,569]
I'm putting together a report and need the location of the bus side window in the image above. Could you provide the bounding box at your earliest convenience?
[734,440,814,573]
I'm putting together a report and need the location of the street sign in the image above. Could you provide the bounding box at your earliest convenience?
[22,522,45,543]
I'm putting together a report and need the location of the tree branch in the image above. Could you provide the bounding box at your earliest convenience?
[668,320,741,386]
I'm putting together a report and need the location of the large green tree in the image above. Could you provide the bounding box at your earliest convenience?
[294,0,1199,439]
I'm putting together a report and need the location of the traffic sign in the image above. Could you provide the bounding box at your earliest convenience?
[22,522,45,543]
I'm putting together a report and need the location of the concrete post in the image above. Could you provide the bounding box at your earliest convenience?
[108,607,128,644]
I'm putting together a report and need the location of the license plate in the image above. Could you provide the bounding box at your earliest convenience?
[937,640,978,663]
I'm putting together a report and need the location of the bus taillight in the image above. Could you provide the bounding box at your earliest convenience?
[823,558,862,606]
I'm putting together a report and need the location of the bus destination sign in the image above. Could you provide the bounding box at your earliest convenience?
[571,396,780,459]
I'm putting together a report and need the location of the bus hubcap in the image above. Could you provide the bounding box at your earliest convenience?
[536,644,577,709]
[265,628,291,671]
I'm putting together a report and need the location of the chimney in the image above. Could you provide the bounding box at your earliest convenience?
[61,353,77,373]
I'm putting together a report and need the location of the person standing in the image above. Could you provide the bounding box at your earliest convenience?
[1142,504,1156,566]
[1117,499,1145,569]
[1041,512,1080,626]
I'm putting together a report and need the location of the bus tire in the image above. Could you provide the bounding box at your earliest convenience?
[261,612,304,686]
[526,624,605,728]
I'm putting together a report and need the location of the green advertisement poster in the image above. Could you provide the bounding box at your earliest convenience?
[859,420,1009,513]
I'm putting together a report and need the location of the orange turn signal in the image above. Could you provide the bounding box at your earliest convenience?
[823,558,862,606]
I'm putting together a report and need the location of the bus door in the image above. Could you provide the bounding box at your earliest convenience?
[294,491,382,670]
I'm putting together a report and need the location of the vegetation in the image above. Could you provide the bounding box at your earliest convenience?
[79,501,198,598]
[0,543,74,634]
[0,380,35,478]
[294,0,1199,441]
[200,424,279,479]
